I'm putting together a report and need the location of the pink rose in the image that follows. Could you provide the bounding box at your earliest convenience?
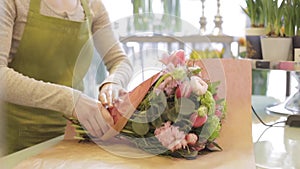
[185,133,198,145]
[215,109,222,118]
[190,112,208,127]
[175,81,192,98]
[160,50,186,66]
[190,76,208,96]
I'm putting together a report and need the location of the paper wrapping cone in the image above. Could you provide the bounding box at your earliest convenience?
[101,72,162,140]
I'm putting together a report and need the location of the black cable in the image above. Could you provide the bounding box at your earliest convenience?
[252,105,286,143]
[255,126,272,143]
[251,105,286,127]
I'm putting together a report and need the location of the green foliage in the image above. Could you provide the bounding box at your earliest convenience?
[131,0,181,32]
[281,0,300,36]
[199,115,220,141]
[199,91,216,116]
[208,81,221,95]
[132,120,150,136]
[296,1,300,35]
[175,98,196,116]
[241,0,265,27]
[261,0,285,37]
[190,49,224,59]
[243,0,300,37]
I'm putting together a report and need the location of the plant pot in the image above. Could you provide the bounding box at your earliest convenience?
[245,28,265,59]
[293,36,300,48]
[260,36,293,61]
[293,36,300,61]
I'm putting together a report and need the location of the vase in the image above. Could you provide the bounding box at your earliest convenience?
[260,36,293,61]
[245,28,265,59]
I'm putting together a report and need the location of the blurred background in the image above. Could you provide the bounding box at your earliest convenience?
[87,0,297,104]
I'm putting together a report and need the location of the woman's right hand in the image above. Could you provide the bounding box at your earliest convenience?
[72,94,114,139]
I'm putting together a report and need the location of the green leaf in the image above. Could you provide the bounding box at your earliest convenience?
[208,81,220,95]
[126,136,168,155]
[151,116,163,128]
[208,123,221,141]
[146,106,159,122]
[241,0,265,27]
[176,98,196,116]
[171,149,198,160]
[132,111,149,123]
[132,121,150,136]
[173,117,193,133]
[207,141,223,151]
[120,129,136,134]
[167,108,179,122]
[198,115,220,140]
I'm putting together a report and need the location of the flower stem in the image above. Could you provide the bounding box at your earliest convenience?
[153,73,171,89]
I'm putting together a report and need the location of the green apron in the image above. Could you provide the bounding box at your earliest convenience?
[4,0,94,154]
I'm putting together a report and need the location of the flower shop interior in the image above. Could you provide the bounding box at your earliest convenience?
[2,0,300,169]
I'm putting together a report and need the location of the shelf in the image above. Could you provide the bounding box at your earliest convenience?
[120,34,235,44]
[119,34,237,58]
[246,58,300,71]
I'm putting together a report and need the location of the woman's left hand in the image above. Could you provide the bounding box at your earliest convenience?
[98,83,127,108]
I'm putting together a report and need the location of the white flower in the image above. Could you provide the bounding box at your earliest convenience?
[190,76,208,96]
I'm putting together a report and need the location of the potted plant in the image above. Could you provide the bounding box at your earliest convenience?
[283,0,297,37]
[284,0,300,60]
[290,0,300,61]
[296,1,300,36]
[242,0,270,95]
[242,0,265,28]
[260,0,293,61]
[241,0,265,59]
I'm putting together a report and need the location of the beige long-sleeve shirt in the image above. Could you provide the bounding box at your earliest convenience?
[0,0,133,116]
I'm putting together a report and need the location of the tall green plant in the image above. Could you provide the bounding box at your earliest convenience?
[256,0,265,27]
[295,0,300,35]
[131,0,153,31]
[241,0,264,27]
[283,0,297,36]
[262,0,285,37]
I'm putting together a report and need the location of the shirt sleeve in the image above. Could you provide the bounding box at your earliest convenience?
[90,0,133,89]
[0,0,81,117]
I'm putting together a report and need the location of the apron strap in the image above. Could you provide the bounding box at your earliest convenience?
[80,0,92,22]
[28,0,41,13]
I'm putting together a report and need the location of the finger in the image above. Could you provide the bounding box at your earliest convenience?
[110,89,119,105]
[105,90,113,107]
[118,88,127,96]
[111,88,128,104]
[112,89,118,100]
[98,103,114,126]
[99,93,108,106]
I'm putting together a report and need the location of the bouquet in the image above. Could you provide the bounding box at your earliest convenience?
[67,49,226,160]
